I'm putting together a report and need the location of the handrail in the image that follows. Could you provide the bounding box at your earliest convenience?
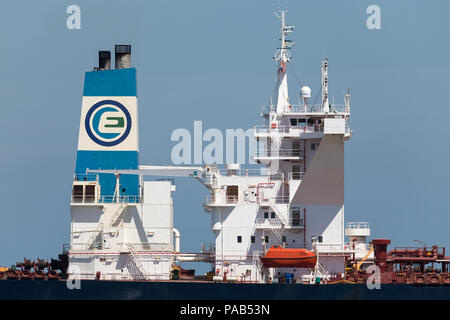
[345,222,370,229]
[71,195,141,204]
[255,148,303,158]
[205,195,239,204]
[254,125,323,134]
[256,217,304,227]
[217,168,269,176]
[73,174,99,182]
[262,103,349,114]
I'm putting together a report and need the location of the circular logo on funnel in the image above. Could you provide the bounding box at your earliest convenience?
[85,100,132,146]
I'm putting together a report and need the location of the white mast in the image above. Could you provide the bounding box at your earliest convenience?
[274,10,294,114]
[321,58,329,112]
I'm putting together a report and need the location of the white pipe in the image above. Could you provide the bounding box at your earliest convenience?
[176,253,212,262]
[173,228,180,253]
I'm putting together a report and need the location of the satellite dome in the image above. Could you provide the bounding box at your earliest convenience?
[301,86,311,98]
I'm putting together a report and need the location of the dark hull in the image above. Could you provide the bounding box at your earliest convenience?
[1,279,450,300]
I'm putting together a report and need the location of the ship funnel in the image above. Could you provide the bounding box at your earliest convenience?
[98,51,111,70]
[75,47,139,199]
[115,45,131,69]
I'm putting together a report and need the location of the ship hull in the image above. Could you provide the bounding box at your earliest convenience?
[1,280,450,300]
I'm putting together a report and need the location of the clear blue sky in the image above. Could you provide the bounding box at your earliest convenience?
[0,0,449,273]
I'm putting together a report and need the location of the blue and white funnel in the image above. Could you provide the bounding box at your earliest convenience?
[75,53,139,200]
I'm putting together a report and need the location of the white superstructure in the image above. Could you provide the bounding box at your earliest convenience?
[68,13,373,283]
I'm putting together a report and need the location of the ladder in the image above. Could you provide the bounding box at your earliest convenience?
[127,244,150,280]
[110,200,128,227]
[268,199,289,226]
[86,223,104,249]
[309,261,328,284]
[85,201,128,250]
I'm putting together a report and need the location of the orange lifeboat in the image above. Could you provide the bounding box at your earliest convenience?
[260,245,317,268]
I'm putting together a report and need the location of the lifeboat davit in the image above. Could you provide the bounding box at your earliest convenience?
[260,246,317,268]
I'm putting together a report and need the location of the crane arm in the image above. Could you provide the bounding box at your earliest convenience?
[86,165,205,177]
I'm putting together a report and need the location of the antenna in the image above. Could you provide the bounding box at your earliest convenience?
[274,10,295,63]
[321,58,329,112]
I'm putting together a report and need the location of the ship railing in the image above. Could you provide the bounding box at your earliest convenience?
[254,125,323,135]
[205,195,239,205]
[126,242,172,252]
[72,242,173,252]
[217,168,270,177]
[287,172,305,180]
[71,195,97,203]
[254,148,303,158]
[315,244,345,252]
[73,174,99,182]
[345,222,370,229]
[269,196,290,204]
[267,172,304,181]
[71,195,141,204]
[99,195,141,203]
[262,104,349,114]
[255,217,304,227]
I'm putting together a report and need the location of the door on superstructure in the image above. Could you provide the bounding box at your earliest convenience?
[291,208,304,226]
[85,185,95,203]
[292,164,302,180]
[226,186,238,204]
[292,141,301,157]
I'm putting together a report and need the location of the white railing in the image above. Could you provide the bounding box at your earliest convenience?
[262,104,349,114]
[256,218,304,227]
[217,168,269,176]
[345,222,370,229]
[254,125,323,135]
[271,196,290,204]
[315,243,345,252]
[99,195,141,203]
[205,195,238,205]
[287,172,305,180]
[254,149,303,158]
[127,242,172,251]
[71,195,141,204]
[73,174,99,182]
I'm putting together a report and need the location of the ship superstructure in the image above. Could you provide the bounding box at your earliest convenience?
[67,13,374,283]
[200,11,372,283]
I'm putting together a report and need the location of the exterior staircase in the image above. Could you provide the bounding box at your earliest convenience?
[127,244,150,280]
[110,200,128,227]
[86,199,128,250]
[86,223,104,249]
[268,200,288,244]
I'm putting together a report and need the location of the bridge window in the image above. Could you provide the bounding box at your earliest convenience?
[85,185,95,203]
[226,185,238,203]
[72,185,83,203]
[237,236,242,243]
[251,236,255,243]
